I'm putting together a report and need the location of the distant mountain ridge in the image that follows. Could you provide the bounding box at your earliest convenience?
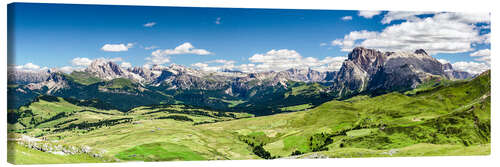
[8,47,476,115]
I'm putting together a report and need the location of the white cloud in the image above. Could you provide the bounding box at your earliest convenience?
[72,57,123,67]
[331,30,377,51]
[215,17,221,24]
[144,45,158,50]
[331,12,490,54]
[452,61,489,75]
[191,59,236,72]
[433,12,490,24]
[101,43,134,52]
[13,63,48,72]
[144,22,156,27]
[437,59,450,64]
[236,64,256,73]
[146,50,171,65]
[146,42,211,65]
[381,11,490,24]
[59,66,75,73]
[106,57,123,62]
[156,42,211,56]
[205,59,236,64]
[320,43,328,46]
[341,16,352,21]
[358,11,382,18]
[240,49,346,72]
[190,50,347,73]
[71,57,93,66]
[121,62,132,68]
[16,63,40,70]
[381,11,435,24]
[469,49,490,64]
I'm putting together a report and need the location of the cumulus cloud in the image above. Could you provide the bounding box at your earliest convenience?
[469,49,490,65]
[358,11,382,18]
[331,12,490,54]
[341,16,353,21]
[241,49,346,72]
[381,11,435,24]
[121,62,132,68]
[191,59,236,72]
[437,59,450,64]
[71,57,123,67]
[101,43,134,52]
[155,42,211,56]
[71,57,93,66]
[433,12,490,24]
[146,42,212,65]
[190,50,347,73]
[143,22,156,27]
[16,63,40,70]
[59,66,75,73]
[452,61,489,75]
[146,52,171,65]
[12,63,49,72]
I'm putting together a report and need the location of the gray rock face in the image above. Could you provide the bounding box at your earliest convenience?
[25,72,69,94]
[85,60,128,80]
[125,64,335,91]
[441,63,474,80]
[449,70,474,80]
[8,69,50,85]
[332,47,390,96]
[332,47,458,97]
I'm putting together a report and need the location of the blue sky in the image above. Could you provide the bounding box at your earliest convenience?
[8,3,491,74]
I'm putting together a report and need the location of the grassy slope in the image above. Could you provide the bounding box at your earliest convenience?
[7,141,107,164]
[64,71,103,86]
[202,70,491,157]
[8,99,257,164]
[7,71,490,164]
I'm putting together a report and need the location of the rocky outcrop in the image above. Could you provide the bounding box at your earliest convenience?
[332,47,390,96]
[8,69,50,85]
[25,72,69,94]
[442,63,474,80]
[332,47,460,97]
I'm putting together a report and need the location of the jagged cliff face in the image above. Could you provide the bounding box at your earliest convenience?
[332,48,389,96]
[25,72,69,94]
[441,62,474,80]
[7,69,50,84]
[331,47,463,97]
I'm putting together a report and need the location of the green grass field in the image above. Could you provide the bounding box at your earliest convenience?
[7,141,110,164]
[7,71,491,164]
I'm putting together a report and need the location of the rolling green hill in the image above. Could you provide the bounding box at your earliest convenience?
[7,70,490,164]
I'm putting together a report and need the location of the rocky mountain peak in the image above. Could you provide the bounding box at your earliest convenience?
[332,47,456,97]
[85,60,126,80]
[346,47,387,75]
[414,49,428,55]
[348,47,386,63]
[442,63,453,71]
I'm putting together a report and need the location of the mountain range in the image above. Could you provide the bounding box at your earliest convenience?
[8,47,474,115]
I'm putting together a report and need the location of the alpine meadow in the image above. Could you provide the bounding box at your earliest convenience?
[7,3,491,164]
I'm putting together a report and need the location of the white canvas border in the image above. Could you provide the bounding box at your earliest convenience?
[0,0,497,167]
